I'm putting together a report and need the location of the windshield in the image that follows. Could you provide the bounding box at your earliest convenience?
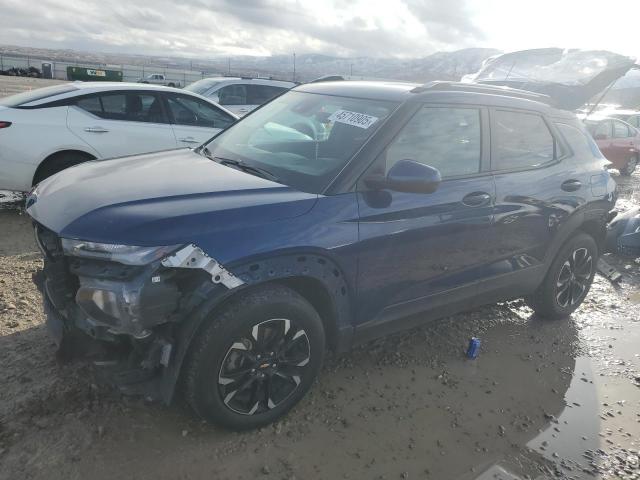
[185,79,220,95]
[0,84,78,107]
[201,90,398,193]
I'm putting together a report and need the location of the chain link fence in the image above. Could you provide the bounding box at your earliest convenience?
[0,54,213,87]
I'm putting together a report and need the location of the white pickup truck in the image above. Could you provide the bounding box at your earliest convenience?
[138,73,181,88]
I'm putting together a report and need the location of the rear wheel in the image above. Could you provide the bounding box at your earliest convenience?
[620,155,638,176]
[184,284,325,430]
[526,232,598,319]
[33,151,94,185]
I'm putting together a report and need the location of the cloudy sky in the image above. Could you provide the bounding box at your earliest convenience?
[1,0,639,59]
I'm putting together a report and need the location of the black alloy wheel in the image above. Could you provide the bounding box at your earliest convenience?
[218,318,311,415]
[184,284,325,429]
[555,247,593,308]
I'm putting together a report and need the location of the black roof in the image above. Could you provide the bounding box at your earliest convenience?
[294,80,571,117]
[296,81,418,102]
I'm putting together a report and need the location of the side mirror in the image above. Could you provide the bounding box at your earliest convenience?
[366,159,441,194]
[594,133,608,141]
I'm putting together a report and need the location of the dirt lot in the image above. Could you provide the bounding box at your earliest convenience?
[0,176,639,480]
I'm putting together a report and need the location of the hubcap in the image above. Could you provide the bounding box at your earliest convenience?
[218,318,311,415]
[556,247,593,308]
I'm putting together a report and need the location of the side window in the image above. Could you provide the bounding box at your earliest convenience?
[493,110,555,170]
[167,95,235,129]
[217,84,247,106]
[247,85,286,105]
[593,121,611,139]
[76,93,165,123]
[385,107,481,177]
[613,121,630,138]
[75,96,102,116]
[556,123,603,159]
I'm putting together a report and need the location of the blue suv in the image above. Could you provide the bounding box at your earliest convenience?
[27,81,616,429]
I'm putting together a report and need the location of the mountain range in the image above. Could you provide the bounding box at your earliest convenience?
[0,44,500,83]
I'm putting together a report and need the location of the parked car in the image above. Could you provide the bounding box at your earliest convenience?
[184,77,296,117]
[27,81,616,430]
[584,117,639,175]
[138,73,181,88]
[0,82,237,191]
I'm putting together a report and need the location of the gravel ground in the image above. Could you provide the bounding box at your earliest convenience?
[0,172,639,480]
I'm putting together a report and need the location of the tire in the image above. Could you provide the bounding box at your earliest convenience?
[184,284,325,430]
[33,151,94,185]
[526,232,598,319]
[620,156,638,176]
[167,83,175,87]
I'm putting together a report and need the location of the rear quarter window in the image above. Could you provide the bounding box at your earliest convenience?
[556,122,604,159]
[492,110,555,170]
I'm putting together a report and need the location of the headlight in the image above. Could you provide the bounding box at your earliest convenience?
[61,239,181,265]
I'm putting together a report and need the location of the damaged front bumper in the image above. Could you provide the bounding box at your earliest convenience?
[34,225,243,401]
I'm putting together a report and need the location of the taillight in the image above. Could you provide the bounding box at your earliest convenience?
[0,121,11,129]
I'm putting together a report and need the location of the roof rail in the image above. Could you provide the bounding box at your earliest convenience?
[411,81,552,104]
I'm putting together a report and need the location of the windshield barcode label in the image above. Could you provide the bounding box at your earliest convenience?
[328,110,378,129]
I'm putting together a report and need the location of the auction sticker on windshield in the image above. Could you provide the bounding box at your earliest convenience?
[328,110,378,129]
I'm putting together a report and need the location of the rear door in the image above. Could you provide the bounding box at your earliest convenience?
[611,120,636,167]
[165,93,236,147]
[489,109,582,294]
[215,83,250,116]
[246,84,287,111]
[67,90,176,158]
[593,120,615,160]
[356,105,496,327]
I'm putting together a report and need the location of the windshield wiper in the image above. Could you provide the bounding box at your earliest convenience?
[213,156,280,182]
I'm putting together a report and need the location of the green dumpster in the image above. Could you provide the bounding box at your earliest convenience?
[66,66,123,82]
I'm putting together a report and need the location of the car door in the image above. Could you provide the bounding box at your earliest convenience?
[592,120,615,161]
[165,93,236,147]
[246,84,287,112]
[67,90,177,158]
[215,83,250,116]
[611,120,635,167]
[356,105,496,329]
[489,109,583,297]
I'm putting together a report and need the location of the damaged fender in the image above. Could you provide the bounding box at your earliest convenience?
[157,251,354,404]
[161,244,244,289]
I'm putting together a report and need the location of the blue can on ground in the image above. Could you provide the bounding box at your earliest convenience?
[466,337,481,359]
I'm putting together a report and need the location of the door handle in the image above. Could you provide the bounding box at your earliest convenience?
[462,192,492,207]
[561,179,582,192]
[178,137,200,144]
[84,126,109,133]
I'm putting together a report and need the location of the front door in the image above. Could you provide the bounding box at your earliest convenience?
[165,93,236,147]
[356,105,496,328]
[67,91,176,158]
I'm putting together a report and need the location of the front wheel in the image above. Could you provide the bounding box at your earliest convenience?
[183,284,325,430]
[526,232,598,319]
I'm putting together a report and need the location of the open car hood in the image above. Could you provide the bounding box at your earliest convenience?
[464,48,638,110]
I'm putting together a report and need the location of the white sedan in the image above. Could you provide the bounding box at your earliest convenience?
[0,82,238,191]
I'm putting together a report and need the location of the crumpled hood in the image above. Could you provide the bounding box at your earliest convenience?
[27,149,317,246]
[464,48,638,110]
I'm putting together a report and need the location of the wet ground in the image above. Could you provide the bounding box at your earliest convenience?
[0,173,638,480]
